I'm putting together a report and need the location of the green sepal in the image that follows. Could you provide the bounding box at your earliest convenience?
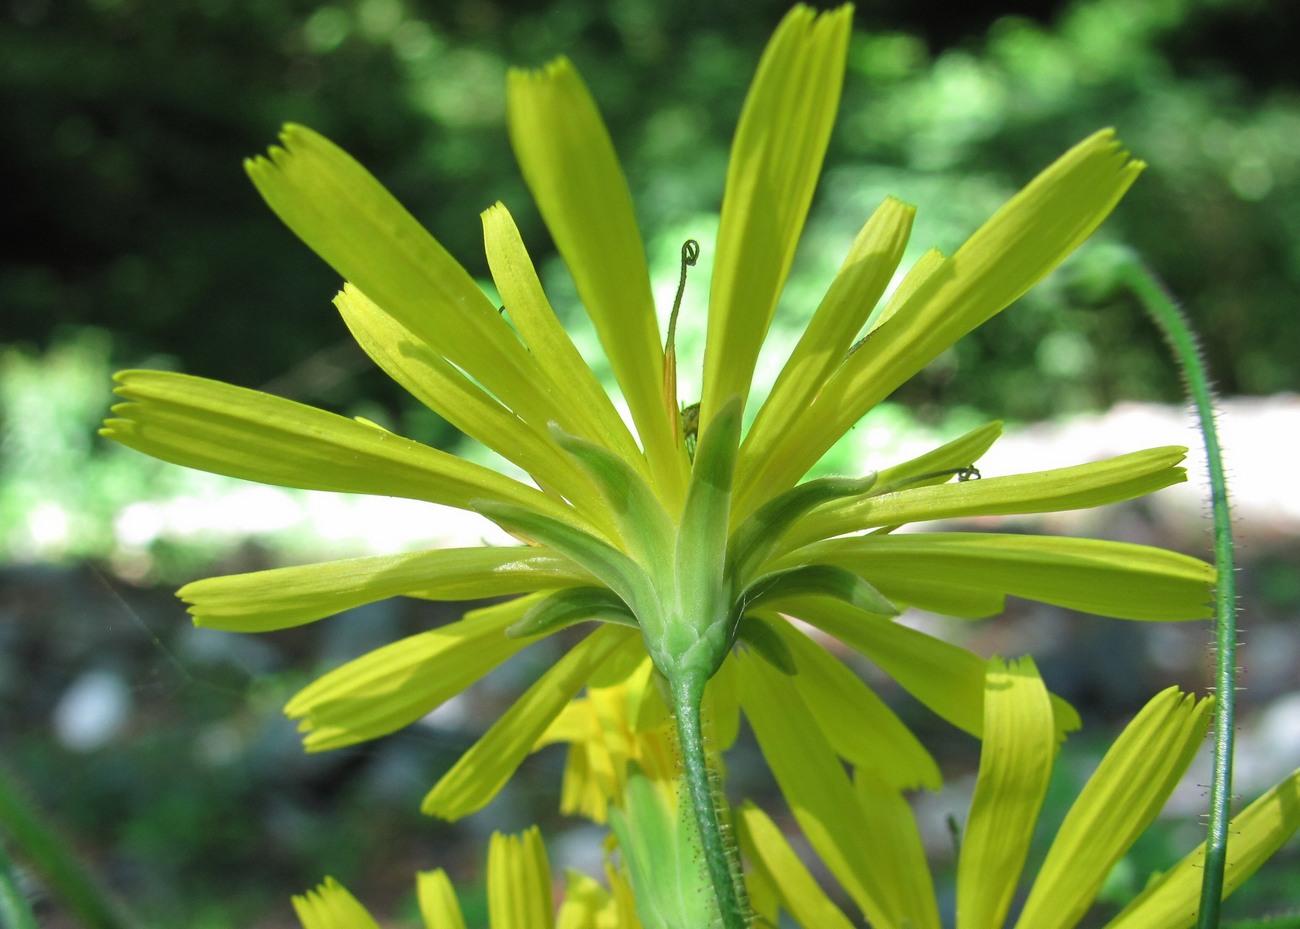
[735,614,797,675]
[741,564,899,618]
[663,397,743,680]
[729,473,878,583]
[505,586,638,639]
[471,499,655,616]
[549,423,674,565]
[678,397,742,569]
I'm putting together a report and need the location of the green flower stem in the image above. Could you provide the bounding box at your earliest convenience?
[1120,257,1237,929]
[0,765,136,929]
[0,837,40,929]
[670,672,746,929]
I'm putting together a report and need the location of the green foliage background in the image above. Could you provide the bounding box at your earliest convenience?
[3,0,1299,925]
[7,0,1299,424]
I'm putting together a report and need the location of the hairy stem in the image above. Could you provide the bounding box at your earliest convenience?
[1122,258,1236,929]
[670,672,746,929]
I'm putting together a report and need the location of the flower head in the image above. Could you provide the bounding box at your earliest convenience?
[102,4,1213,821]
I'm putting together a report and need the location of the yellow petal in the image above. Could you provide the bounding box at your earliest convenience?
[784,446,1189,548]
[291,877,380,929]
[533,692,624,823]
[869,245,946,334]
[103,370,589,531]
[750,130,1143,498]
[507,59,683,502]
[534,698,593,750]
[735,802,856,929]
[1103,769,1300,929]
[556,870,614,929]
[335,285,611,532]
[794,598,1080,742]
[541,667,678,822]
[737,195,914,507]
[605,861,641,929]
[482,203,643,471]
[957,657,1056,929]
[736,648,941,929]
[285,597,537,751]
[562,733,614,823]
[703,652,741,752]
[874,420,1004,489]
[417,869,468,929]
[1016,688,1212,929]
[742,831,781,929]
[761,614,940,791]
[852,767,940,925]
[181,547,590,632]
[245,125,557,432]
[488,828,555,929]
[794,532,1214,622]
[700,4,853,426]
[422,625,638,819]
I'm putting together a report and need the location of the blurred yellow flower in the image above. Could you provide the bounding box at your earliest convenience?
[292,827,639,929]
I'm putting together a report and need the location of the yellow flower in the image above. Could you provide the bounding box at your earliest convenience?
[102,0,1210,858]
[291,827,638,929]
[536,667,723,929]
[291,877,381,929]
[534,660,679,825]
[739,652,1300,929]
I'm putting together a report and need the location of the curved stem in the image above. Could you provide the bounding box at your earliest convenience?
[1122,258,1236,929]
[670,672,746,929]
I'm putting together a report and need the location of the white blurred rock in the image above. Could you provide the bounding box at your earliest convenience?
[53,668,131,751]
[981,394,1300,540]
